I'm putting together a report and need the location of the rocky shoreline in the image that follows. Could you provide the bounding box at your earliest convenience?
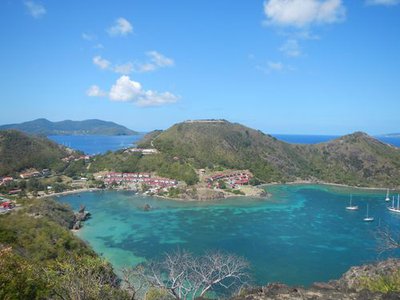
[232,259,400,300]
[72,205,91,230]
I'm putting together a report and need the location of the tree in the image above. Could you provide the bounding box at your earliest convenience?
[121,265,149,300]
[129,250,249,300]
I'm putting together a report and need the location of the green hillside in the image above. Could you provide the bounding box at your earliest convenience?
[301,132,400,187]
[0,130,71,176]
[0,118,138,136]
[133,120,400,187]
[137,120,310,182]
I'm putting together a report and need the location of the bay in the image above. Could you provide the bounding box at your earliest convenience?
[48,134,145,155]
[57,184,400,287]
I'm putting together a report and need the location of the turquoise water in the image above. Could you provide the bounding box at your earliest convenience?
[58,184,400,286]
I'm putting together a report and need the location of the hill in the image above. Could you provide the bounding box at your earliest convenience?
[301,132,400,187]
[137,120,310,182]
[133,120,400,187]
[0,118,138,136]
[0,130,71,176]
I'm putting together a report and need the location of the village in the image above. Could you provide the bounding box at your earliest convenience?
[102,172,179,195]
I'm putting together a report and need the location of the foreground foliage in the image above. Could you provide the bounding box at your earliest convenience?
[360,271,400,293]
[0,198,128,300]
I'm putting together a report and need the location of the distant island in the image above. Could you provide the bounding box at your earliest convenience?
[0,118,138,136]
[383,133,400,138]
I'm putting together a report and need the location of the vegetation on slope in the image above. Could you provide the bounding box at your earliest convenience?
[0,118,138,136]
[0,130,71,176]
[89,151,199,185]
[300,132,400,187]
[133,121,400,187]
[0,198,129,299]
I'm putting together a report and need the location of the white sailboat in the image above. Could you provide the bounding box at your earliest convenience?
[385,189,391,202]
[363,204,374,222]
[346,195,359,210]
[388,194,400,213]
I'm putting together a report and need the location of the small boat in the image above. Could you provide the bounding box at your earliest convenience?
[388,194,400,213]
[385,189,391,202]
[363,204,374,222]
[346,195,358,210]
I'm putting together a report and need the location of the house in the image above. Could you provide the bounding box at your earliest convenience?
[125,148,159,155]
[42,169,51,177]
[207,171,252,186]
[103,172,177,188]
[20,170,41,179]
[8,189,22,195]
[0,201,15,209]
[0,177,13,185]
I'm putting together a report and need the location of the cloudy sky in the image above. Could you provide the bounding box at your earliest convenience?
[0,0,399,134]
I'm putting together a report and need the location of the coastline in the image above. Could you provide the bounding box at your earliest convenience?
[41,187,101,198]
[46,181,391,202]
[262,180,391,192]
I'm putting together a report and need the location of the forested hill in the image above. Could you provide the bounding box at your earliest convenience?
[0,130,71,176]
[135,120,400,187]
[0,118,138,136]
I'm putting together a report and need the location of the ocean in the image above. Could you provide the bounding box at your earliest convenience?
[48,134,145,155]
[49,134,400,155]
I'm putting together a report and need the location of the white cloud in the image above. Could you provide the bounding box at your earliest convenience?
[366,0,400,5]
[24,1,46,19]
[264,0,346,27]
[133,51,175,73]
[92,51,174,74]
[136,90,178,107]
[109,76,142,101]
[82,33,96,41]
[86,85,107,97]
[113,62,134,74]
[93,56,111,70]
[256,61,294,74]
[147,51,175,68]
[267,61,284,71]
[107,18,133,36]
[94,43,104,49]
[88,76,179,107]
[279,39,301,57]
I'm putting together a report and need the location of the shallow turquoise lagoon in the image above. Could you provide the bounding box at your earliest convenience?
[58,184,400,286]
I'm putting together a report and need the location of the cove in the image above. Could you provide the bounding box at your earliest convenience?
[57,184,400,286]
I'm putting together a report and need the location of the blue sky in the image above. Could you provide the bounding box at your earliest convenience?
[0,0,399,134]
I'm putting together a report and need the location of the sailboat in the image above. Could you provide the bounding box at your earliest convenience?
[388,194,400,213]
[363,204,374,222]
[385,189,391,202]
[346,195,358,210]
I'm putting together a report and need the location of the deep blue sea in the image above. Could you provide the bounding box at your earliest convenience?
[49,134,400,155]
[58,184,400,287]
[273,134,400,147]
[48,134,145,155]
